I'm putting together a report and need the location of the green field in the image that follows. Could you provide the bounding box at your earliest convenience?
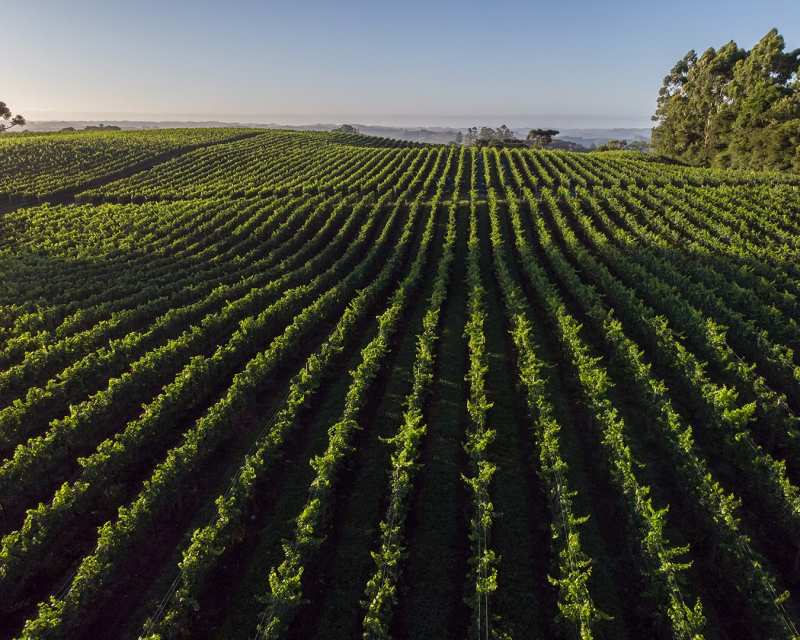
[2,128,800,640]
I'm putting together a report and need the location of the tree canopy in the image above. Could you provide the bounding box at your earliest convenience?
[0,101,26,132]
[526,128,559,147]
[335,124,359,134]
[596,139,649,152]
[466,125,526,147]
[461,125,557,148]
[652,29,800,172]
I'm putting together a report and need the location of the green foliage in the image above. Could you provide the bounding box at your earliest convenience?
[335,124,360,134]
[652,29,800,172]
[0,100,25,132]
[4,129,800,640]
[526,128,560,147]
[361,160,459,638]
[462,198,500,639]
[465,124,526,148]
[597,139,649,152]
[0,128,257,200]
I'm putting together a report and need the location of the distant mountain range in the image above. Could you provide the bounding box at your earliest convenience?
[19,120,652,148]
[553,128,652,148]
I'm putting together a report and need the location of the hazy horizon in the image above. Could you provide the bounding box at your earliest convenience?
[20,111,654,130]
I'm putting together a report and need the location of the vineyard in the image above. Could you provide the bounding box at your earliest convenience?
[2,127,800,640]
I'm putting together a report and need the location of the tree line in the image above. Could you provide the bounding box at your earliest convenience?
[652,28,800,172]
[458,126,559,148]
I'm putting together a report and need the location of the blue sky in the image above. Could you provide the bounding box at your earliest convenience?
[5,0,800,128]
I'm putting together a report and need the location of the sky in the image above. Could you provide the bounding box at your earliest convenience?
[4,0,800,129]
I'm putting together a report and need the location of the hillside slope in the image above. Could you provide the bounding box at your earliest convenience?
[1,129,800,640]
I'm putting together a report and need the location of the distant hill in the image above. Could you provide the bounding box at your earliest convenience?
[18,120,457,144]
[553,128,651,149]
